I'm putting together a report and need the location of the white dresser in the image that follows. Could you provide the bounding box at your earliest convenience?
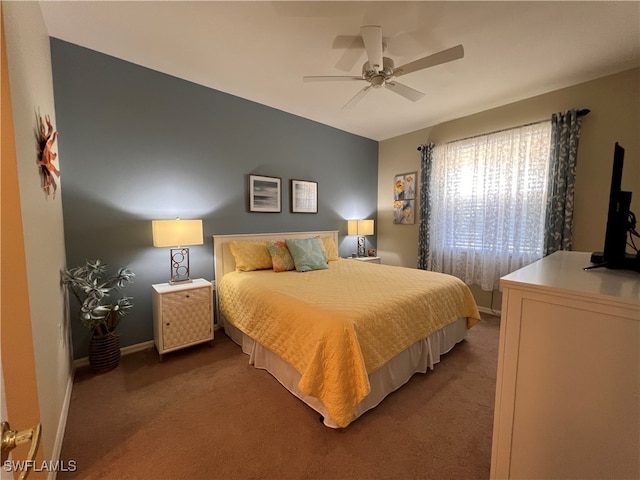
[491,251,639,479]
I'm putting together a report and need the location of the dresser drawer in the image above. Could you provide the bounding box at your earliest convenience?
[161,286,210,305]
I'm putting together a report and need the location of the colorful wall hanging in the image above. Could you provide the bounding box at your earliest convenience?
[36,113,60,198]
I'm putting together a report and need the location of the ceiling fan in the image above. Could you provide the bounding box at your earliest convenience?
[303,25,464,109]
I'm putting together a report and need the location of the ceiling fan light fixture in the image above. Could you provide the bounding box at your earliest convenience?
[370,75,385,88]
[303,25,464,108]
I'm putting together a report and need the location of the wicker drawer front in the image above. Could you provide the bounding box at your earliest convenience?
[152,279,214,358]
[162,300,211,350]
[161,286,210,305]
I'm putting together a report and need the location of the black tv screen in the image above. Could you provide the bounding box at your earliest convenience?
[602,143,631,266]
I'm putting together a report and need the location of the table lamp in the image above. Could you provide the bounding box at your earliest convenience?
[152,218,203,283]
[348,219,374,257]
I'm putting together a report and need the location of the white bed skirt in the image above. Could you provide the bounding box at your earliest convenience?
[221,316,468,428]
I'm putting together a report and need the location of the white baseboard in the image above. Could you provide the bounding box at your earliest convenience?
[48,372,74,480]
[477,305,502,317]
[72,340,155,369]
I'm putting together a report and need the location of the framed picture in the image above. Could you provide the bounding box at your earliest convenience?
[248,174,281,212]
[394,172,416,201]
[393,200,415,224]
[393,172,417,224]
[291,179,318,213]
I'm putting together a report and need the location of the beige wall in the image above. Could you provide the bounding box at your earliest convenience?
[3,0,72,466]
[378,68,640,311]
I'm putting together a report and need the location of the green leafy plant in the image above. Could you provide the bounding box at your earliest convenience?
[62,260,135,336]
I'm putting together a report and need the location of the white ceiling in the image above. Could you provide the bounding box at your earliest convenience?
[40,1,640,141]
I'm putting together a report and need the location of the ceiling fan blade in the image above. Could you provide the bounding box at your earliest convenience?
[385,81,425,102]
[303,75,365,82]
[333,35,365,72]
[360,25,383,72]
[394,44,464,77]
[332,34,364,50]
[342,85,371,109]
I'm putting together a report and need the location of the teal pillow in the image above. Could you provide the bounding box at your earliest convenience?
[285,237,328,272]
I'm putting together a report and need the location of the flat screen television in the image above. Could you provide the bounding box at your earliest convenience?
[588,142,639,271]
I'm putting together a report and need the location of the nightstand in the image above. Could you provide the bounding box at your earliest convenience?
[152,278,214,360]
[350,256,381,264]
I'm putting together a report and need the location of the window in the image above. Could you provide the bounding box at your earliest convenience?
[429,121,552,291]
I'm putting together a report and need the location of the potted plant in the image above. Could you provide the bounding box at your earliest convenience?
[62,259,135,373]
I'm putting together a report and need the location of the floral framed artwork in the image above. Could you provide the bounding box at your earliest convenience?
[291,179,318,213]
[248,174,281,212]
[393,172,416,224]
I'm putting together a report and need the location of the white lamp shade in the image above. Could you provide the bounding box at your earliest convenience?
[152,219,203,247]
[347,219,374,236]
[357,219,374,236]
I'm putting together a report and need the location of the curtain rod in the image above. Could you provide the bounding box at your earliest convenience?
[417,109,590,151]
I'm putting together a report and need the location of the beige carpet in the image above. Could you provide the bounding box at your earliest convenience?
[59,313,500,480]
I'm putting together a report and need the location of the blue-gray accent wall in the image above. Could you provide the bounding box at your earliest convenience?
[50,39,378,359]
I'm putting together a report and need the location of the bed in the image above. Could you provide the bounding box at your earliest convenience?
[213,230,481,428]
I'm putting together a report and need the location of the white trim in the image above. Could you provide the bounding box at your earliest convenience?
[477,305,501,317]
[47,373,74,480]
[72,340,155,369]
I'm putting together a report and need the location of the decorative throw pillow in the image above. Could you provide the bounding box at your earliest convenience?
[229,241,272,272]
[267,240,295,272]
[319,236,339,261]
[285,237,329,272]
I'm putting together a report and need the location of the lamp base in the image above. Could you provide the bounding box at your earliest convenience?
[357,236,366,257]
[169,247,192,284]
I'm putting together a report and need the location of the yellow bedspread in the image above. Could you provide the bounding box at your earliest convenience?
[218,259,480,427]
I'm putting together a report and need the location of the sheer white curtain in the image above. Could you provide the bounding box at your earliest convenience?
[429,122,552,290]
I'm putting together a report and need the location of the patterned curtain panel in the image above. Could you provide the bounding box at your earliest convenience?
[543,109,583,255]
[417,143,434,270]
